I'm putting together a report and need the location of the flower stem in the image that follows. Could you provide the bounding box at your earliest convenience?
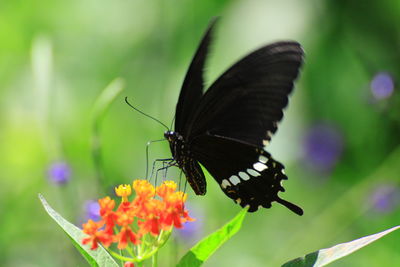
[126,244,135,257]
[106,247,135,262]
[152,251,158,267]
[91,123,104,191]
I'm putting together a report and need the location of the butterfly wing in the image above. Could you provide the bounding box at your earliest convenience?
[186,41,304,146]
[171,20,304,214]
[191,134,303,215]
[174,18,218,134]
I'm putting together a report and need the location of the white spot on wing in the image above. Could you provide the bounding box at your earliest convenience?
[221,179,231,189]
[229,175,241,185]
[236,198,241,204]
[247,168,261,177]
[238,171,250,181]
[253,162,268,172]
[263,140,270,146]
[259,155,268,164]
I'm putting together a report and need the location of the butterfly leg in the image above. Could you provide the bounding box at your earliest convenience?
[150,158,174,181]
[154,160,176,186]
[145,139,168,179]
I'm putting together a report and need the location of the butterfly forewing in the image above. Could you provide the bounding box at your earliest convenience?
[175,18,218,134]
[186,42,304,147]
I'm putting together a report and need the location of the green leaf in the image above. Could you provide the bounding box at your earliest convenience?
[92,77,125,126]
[38,194,119,267]
[91,77,125,187]
[176,207,248,267]
[282,225,400,267]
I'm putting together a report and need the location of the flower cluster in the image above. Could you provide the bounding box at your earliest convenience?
[82,180,193,262]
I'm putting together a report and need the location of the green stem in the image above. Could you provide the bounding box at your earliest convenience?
[137,237,143,258]
[118,249,124,266]
[126,244,135,258]
[91,122,105,193]
[143,231,172,260]
[105,230,173,265]
[106,247,135,262]
[152,251,158,267]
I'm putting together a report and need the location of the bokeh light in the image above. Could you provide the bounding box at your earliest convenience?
[302,123,344,174]
[175,203,204,245]
[370,184,400,213]
[47,162,71,185]
[370,72,394,100]
[84,200,101,221]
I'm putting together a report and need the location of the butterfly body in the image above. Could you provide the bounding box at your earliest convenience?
[165,18,304,215]
[165,130,207,195]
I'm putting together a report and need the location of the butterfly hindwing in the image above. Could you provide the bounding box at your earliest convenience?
[190,134,303,214]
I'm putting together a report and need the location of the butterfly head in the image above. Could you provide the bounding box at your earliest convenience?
[164,130,175,142]
[164,131,183,142]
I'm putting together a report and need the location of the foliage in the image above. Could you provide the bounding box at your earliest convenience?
[2,0,400,266]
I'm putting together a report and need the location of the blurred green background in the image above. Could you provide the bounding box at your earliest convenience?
[1,0,400,266]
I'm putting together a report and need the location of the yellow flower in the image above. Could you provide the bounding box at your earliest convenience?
[115,184,132,202]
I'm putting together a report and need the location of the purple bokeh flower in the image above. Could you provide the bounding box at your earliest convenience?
[302,123,344,173]
[76,200,101,229]
[370,72,394,100]
[84,200,101,221]
[370,184,400,213]
[175,203,203,244]
[47,162,71,184]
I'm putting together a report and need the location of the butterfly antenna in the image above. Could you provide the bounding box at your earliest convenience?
[170,115,176,130]
[125,97,169,131]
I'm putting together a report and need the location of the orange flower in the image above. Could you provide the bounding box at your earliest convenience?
[156,181,177,198]
[138,217,161,236]
[115,211,140,248]
[115,227,140,249]
[116,210,135,226]
[118,201,134,213]
[161,191,194,229]
[81,179,194,256]
[132,180,156,218]
[137,199,163,235]
[133,180,155,199]
[99,196,115,216]
[98,197,117,234]
[82,220,112,249]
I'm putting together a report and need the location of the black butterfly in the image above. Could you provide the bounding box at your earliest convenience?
[164,18,304,215]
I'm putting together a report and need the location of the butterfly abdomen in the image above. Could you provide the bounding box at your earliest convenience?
[164,130,207,195]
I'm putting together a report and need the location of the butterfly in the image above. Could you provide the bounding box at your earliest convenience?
[164,18,304,215]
